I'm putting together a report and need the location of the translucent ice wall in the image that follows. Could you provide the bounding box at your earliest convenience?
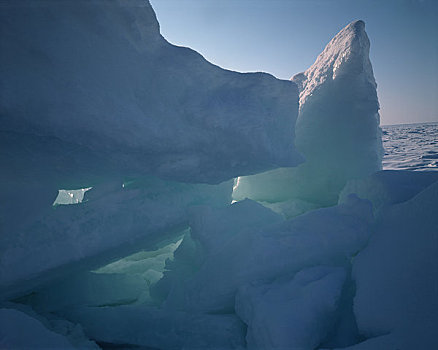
[234,20,383,209]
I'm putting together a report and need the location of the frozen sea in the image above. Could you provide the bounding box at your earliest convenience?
[382,122,438,171]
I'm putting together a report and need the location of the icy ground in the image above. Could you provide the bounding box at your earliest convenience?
[0,1,437,349]
[382,122,438,171]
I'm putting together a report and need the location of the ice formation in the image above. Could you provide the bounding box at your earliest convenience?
[236,266,347,349]
[158,196,372,314]
[1,1,437,349]
[0,0,302,295]
[0,0,301,188]
[0,177,232,298]
[233,20,383,209]
[0,0,299,345]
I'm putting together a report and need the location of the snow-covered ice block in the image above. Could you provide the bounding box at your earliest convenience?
[0,308,75,349]
[339,170,438,213]
[153,200,283,302]
[0,177,231,300]
[233,20,382,207]
[62,305,246,349]
[0,0,302,187]
[189,199,284,256]
[292,19,383,199]
[235,266,346,350]
[352,180,438,349]
[164,194,372,313]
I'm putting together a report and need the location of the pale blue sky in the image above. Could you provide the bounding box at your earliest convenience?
[150,0,437,125]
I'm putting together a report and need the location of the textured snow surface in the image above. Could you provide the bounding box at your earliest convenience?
[0,0,302,188]
[234,20,382,208]
[382,122,438,171]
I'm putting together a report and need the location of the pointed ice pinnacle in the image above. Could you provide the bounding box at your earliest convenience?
[293,20,377,109]
[233,20,383,207]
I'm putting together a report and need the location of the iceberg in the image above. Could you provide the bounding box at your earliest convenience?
[233,20,383,208]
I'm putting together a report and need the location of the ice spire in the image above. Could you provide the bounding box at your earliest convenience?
[233,20,383,208]
[293,20,377,109]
